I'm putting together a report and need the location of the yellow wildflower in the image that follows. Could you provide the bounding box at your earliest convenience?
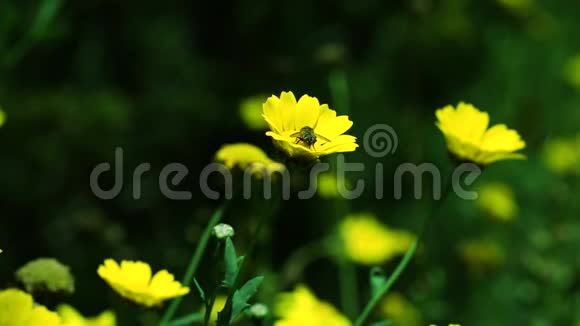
[215,143,286,176]
[564,55,580,89]
[57,304,116,326]
[263,91,358,160]
[476,182,518,222]
[542,136,580,174]
[239,95,269,130]
[0,109,5,127]
[458,238,505,273]
[339,213,415,265]
[0,288,61,326]
[381,292,422,326]
[435,102,526,165]
[97,259,189,308]
[274,285,350,326]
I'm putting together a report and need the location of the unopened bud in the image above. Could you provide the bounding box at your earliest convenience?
[213,223,235,239]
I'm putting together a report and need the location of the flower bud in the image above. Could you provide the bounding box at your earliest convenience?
[213,223,235,239]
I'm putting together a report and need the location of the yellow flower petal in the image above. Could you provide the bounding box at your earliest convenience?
[0,288,61,326]
[339,213,415,265]
[97,259,189,308]
[274,285,350,326]
[295,95,321,130]
[435,103,525,165]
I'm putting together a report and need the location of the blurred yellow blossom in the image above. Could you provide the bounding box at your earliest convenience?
[380,292,422,326]
[239,95,268,130]
[0,288,61,326]
[458,238,505,273]
[263,91,358,160]
[564,55,580,89]
[215,143,286,176]
[339,213,415,265]
[97,259,189,308]
[476,182,518,222]
[317,173,349,199]
[436,102,526,165]
[0,109,5,127]
[57,304,116,326]
[542,136,580,174]
[274,285,350,326]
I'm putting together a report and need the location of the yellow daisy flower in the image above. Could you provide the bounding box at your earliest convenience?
[274,285,351,326]
[263,91,358,160]
[97,259,189,308]
[476,182,518,223]
[57,304,116,326]
[0,288,61,326]
[339,213,415,265]
[435,102,526,165]
[239,95,269,130]
[215,143,286,176]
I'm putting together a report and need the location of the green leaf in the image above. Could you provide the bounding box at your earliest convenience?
[370,267,387,297]
[193,278,206,302]
[230,276,264,322]
[223,237,238,288]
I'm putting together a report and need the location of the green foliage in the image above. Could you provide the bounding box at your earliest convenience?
[15,258,74,295]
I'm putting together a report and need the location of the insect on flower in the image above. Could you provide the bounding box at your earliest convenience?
[290,126,331,149]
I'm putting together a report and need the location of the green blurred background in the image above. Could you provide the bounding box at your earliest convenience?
[1,0,579,325]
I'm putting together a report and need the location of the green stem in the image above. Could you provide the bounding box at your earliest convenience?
[2,0,63,68]
[338,259,359,319]
[159,203,227,326]
[353,240,418,326]
[354,174,455,326]
[217,198,279,325]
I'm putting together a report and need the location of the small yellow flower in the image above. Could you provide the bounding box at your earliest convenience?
[542,136,580,174]
[339,213,415,265]
[57,304,116,326]
[381,292,422,326]
[564,55,580,89]
[263,91,358,160]
[239,95,269,130]
[435,102,526,165]
[476,182,518,222]
[215,143,286,176]
[0,109,5,127]
[274,285,350,326]
[0,288,61,326]
[458,238,505,273]
[97,259,190,307]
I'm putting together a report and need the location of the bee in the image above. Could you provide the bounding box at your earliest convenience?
[290,126,331,149]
